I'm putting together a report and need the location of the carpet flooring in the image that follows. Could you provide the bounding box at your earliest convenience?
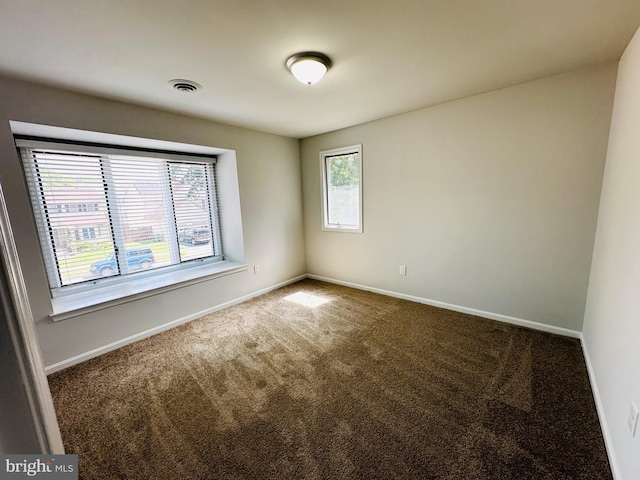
[48,279,612,479]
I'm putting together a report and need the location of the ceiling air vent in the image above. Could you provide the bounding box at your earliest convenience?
[169,79,202,93]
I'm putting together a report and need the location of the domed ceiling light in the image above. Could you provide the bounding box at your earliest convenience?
[286,52,332,85]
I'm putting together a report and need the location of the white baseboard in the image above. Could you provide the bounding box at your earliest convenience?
[580,335,620,480]
[307,274,581,338]
[45,272,582,374]
[44,274,307,374]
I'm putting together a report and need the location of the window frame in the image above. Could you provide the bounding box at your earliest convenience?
[17,138,230,306]
[320,144,363,233]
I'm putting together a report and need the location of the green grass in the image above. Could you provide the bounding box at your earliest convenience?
[60,241,171,267]
[57,241,198,285]
[58,241,164,282]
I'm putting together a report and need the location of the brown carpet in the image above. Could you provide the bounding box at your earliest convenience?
[48,279,612,479]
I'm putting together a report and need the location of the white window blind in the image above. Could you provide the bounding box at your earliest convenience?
[17,140,222,294]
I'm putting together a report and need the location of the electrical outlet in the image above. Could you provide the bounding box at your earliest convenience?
[253,265,260,274]
[628,402,638,437]
[399,265,407,276]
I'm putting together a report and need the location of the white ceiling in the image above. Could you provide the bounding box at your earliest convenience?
[1,0,639,139]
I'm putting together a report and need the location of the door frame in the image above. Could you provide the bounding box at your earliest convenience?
[0,183,64,453]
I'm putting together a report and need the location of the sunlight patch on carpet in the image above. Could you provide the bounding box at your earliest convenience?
[284,291,331,308]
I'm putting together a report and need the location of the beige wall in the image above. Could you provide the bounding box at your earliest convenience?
[301,63,617,331]
[0,76,306,367]
[583,27,640,480]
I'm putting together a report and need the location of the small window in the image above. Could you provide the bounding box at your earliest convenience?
[320,145,362,233]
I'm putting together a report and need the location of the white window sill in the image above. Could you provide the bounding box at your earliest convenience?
[50,261,248,321]
[322,225,363,233]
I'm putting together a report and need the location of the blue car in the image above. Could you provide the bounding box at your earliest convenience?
[89,248,155,277]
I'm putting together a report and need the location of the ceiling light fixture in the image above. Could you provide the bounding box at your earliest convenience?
[285,52,332,85]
